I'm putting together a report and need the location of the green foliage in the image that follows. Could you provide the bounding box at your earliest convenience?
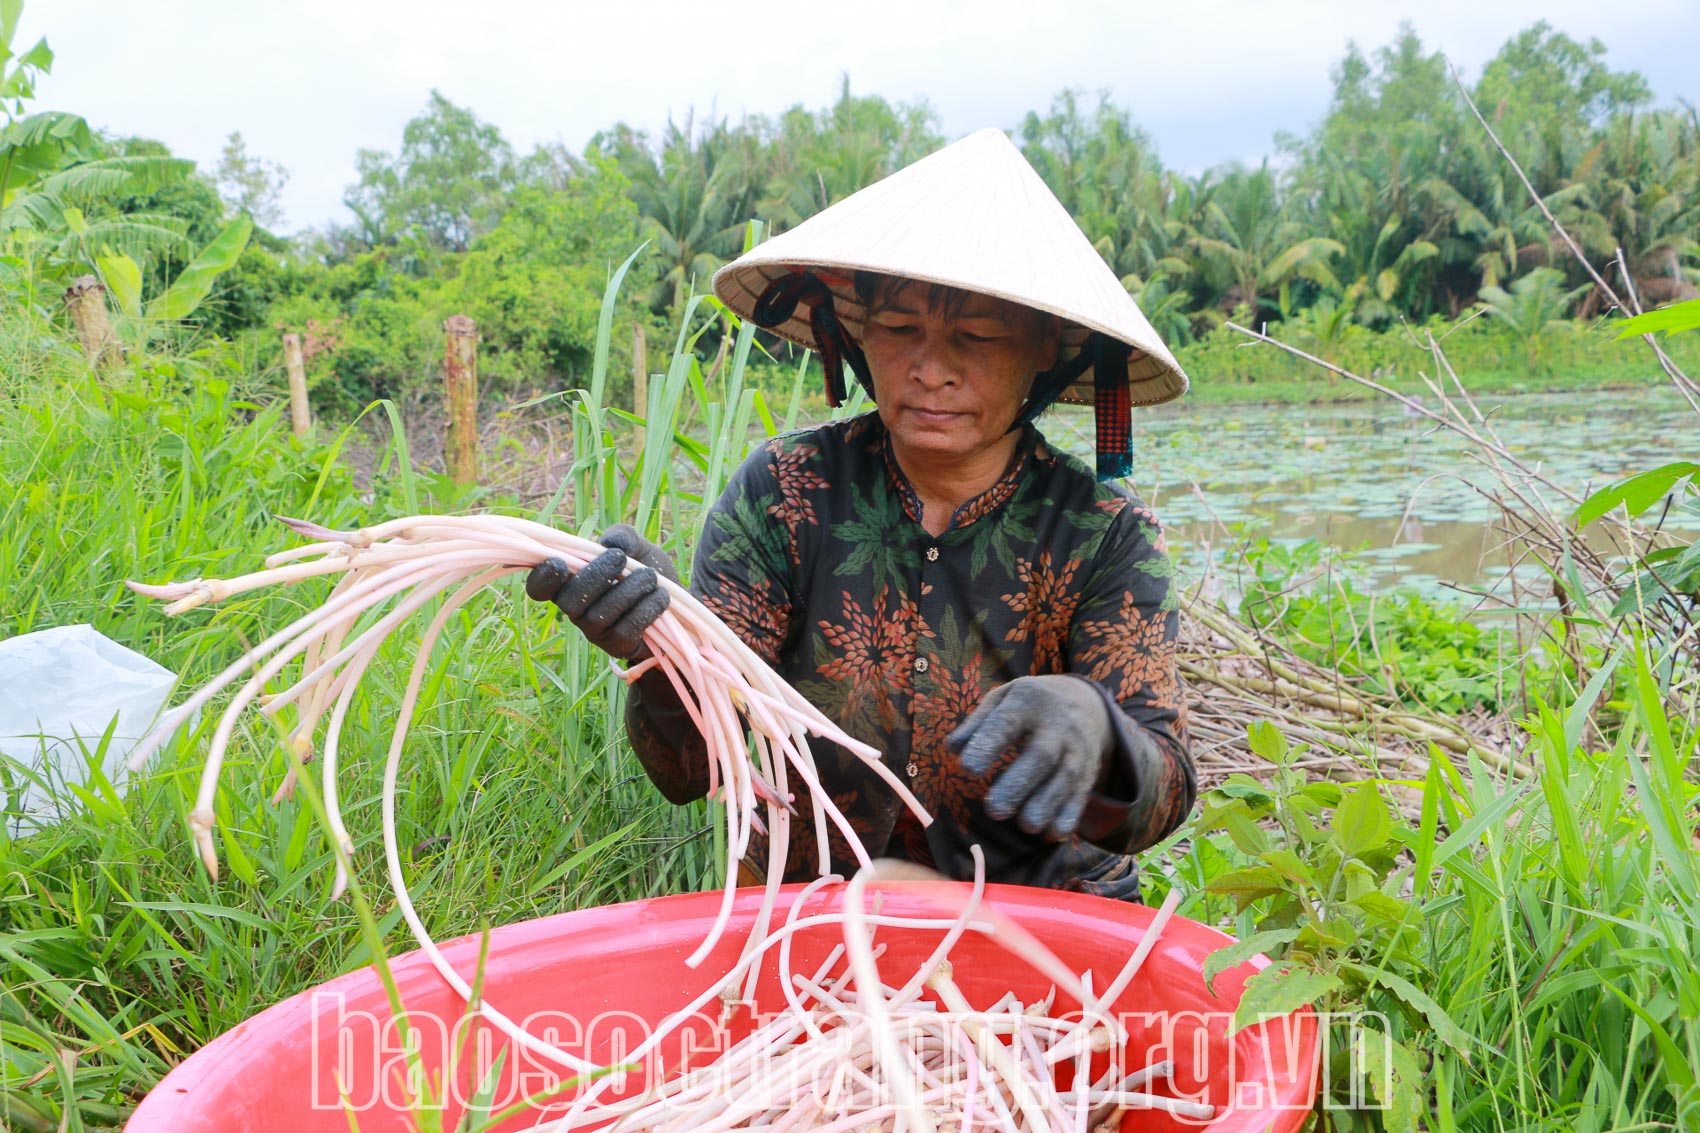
[1239,539,1560,715]
[140,214,252,321]
[1477,267,1593,374]
[212,130,288,230]
[264,169,652,410]
[1616,297,1700,338]
[1573,463,1700,619]
[258,80,941,408]
[592,79,940,314]
[1020,91,1177,296]
[1190,728,1455,1123]
[1194,163,1346,318]
[759,75,941,233]
[440,173,648,382]
[1575,461,1699,526]
[604,116,767,313]
[1276,294,1355,366]
[1286,21,1694,328]
[1177,649,1700,1128]
[0,0,52,116]
[1177,306,1700,402]
[0,117,194,281]
[84,136,221,293]
[1,3,264,340]
[0,279,732,1127]
[1575,309,1700,621]
[1475,21,1651,138]
[342,90,517,267]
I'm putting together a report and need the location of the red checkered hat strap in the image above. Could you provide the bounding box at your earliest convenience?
[1093,336,1134,480]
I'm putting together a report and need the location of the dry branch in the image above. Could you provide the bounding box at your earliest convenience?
[1174,591,1526,789]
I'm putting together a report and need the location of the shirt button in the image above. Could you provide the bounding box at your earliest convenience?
[914,656,930,673]
[925,546,940,562]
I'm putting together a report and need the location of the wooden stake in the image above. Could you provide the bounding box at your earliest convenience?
[283,332,311,437]
[64,275,122,370]
[632,321,649,450]
[443,315,480,485]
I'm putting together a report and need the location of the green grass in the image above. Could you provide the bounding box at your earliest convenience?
[2,278,1698,1131]
[1177,362,1672,406]
[1429,674,1700,1130]
[1165,650,1699,1129]
[1169,313,1700,405]
[0,308,724,1129]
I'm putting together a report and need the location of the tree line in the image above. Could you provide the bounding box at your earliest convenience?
[3,18,1696,404]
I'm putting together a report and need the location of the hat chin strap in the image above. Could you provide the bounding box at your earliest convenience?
[1014,340,1093,429]
[1014,333,1134,482]
[1092,337,1134,480]
[751,273,873,408]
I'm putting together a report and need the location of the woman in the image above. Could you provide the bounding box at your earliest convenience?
[527,129,1194,901]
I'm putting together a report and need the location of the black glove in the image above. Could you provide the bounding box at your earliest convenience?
[525,524,678,661]
[948,675,1114,840]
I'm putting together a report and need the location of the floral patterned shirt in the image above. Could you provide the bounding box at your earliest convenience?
[625,413,1194,901]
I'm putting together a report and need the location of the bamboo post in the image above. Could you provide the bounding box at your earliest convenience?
[632,322,649,450]
[64,275,121,370]
[283,332,311,437]
[443,315,480,484]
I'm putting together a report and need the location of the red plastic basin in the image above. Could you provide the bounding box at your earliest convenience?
[126,884,1318,1131]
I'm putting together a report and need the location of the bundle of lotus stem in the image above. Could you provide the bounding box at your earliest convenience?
[533,866,1203,1133]
[127,515,1211,1129]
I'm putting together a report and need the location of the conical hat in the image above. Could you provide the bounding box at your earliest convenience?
[713,127,1187,407]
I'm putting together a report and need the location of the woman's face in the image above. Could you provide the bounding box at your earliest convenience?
[860,283,1061,468]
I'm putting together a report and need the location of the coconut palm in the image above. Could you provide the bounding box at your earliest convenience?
[1120,271,1196,347]
[611,116,760,313]
[1416,155,1551,312]
[1185,163,1344,320]
[1288,139,1453,327]
[1478,266,1592,373]
[1549,109,1700,307]
[1278,295,1356,371]
[1021,92,1192,292]
[760,82,941,233]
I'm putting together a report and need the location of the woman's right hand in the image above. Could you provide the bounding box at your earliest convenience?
[525,524,677,660]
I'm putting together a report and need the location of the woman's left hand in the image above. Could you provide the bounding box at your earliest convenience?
[947,675,1113,840]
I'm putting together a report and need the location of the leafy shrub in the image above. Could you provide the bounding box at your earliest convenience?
[1238,538,1559,715]
[1172,656,1700,1129]
[257,167,658,414]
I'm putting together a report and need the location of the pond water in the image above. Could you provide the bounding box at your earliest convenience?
[1046,386,1697,599]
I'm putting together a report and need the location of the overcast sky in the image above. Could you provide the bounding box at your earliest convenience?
[19,0,1699,234]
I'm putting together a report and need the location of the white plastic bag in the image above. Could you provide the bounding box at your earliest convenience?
[0,624,180,836]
